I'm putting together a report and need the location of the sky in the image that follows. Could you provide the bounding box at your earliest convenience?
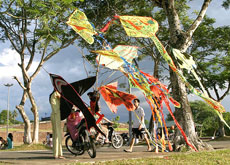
[0,1,229,123]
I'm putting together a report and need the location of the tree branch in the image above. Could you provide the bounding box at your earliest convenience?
[26,19,38,71]
[30,36,78,80]
[219,81,230,101]
[43,36,78,62]
[13,76,27,90]
[0,19,20,53]
[0,0,15,14]
[186,0,212,38]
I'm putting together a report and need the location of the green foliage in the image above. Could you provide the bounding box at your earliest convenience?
[167,100,230,137]
[144,119,149,125]
[223,112,230,135]
[186,16,230,100]
[0,0,80,55]
[0,110,22,125]
[0,110,8,124]
[112,115,120,128]
[222,0,230,9]
[190,100,230,137]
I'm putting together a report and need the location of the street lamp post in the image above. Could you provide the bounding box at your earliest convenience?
[4,83,13,137]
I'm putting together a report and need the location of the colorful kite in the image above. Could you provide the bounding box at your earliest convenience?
[66,8,97,44]
[49,73,105,137]
[121,57,198,151]
[93,45,138,70]
[60,76,96,120]
[99,82,137,113]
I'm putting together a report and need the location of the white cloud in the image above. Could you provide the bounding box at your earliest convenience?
[0,48,21,78]
[0,48,39,80]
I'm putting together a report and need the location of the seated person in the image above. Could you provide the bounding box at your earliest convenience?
[96,114,112,143]
[7,133,13,149]
[43,132,52,147]
[87,91,111,143]
[67,105,85,141]
[0,137,7,149]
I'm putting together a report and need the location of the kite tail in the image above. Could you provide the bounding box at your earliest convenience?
[159,97,173,151]
[215,111,230,130]
[164,99,198,152]
[151,36,177,71]
[133,111,168,152]
[100,16,119,32]
[191,70,208,96]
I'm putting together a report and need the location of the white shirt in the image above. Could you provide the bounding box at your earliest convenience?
[133,106,145,128]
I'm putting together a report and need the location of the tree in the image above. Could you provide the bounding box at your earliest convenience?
[187,17,230,137]
[190,101,219,137]
[0,0,79,143]
[112,116,120,128]
[222,0,230,9]
[151,0,215,151]
[0,110,9,124]
[223,112,230,135]
[190,101,230,137]
[10,110,18,124]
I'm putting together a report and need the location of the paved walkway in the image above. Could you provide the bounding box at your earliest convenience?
[0,145,168,165]
[0,140,229,165]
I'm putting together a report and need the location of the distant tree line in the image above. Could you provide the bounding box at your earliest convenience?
[0,110,22,125]
[167,101,230,137]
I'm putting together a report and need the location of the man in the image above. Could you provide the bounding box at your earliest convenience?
[50,91,64,159]
[124,98,152,152]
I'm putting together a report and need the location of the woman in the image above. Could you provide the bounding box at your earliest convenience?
[7,133,13,149]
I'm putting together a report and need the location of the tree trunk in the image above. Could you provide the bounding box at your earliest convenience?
[27,85,39,143]
[16,91,32,144]
[218,114,226,137]
[160,0,213,151]
[170,69,213,151]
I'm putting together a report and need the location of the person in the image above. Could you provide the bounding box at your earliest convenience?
[7,133,13,149]
[0,137,7,149]
[124,98,151,153]
[169,125,175,140]
[66,105,85,141]
[95,112,112,143]
[43,132,52,147]
[50,90,64,159]
[87,91,100,115]
[87,91,111,143]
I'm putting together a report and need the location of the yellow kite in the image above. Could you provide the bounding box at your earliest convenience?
[66,8,97,44]
[93,45,138,70]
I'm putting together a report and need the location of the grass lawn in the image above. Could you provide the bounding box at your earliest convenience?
[79,149,230,165]
[0,128,52,132]
[0,144,52,151]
